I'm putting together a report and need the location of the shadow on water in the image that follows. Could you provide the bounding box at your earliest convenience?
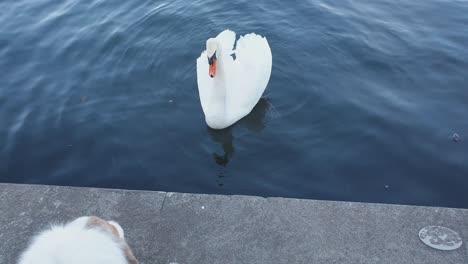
[206,98,272,169]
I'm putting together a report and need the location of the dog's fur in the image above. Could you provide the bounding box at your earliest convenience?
[18,216,139,264]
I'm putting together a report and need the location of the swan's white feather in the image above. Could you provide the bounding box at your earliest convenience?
[197,30,272,129]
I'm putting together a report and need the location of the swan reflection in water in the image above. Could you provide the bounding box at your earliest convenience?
[206,98,275,168]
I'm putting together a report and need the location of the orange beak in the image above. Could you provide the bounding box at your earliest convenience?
[209,58,217,78]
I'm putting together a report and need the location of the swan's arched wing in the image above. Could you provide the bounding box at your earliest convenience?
[235,33,272,93]
[196,51,212,116]
[226,33,272,120]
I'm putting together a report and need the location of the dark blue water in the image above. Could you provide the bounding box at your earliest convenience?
[1,0,467,208]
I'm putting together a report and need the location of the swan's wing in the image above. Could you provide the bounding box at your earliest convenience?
[235,33,272,94]
[216,30,236,54]
[226,33,272,120]
[196,50,213,116]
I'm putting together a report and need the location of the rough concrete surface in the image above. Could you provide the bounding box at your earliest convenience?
[0,183,467,264]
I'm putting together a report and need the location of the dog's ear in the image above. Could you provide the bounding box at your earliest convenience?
[85,217,139,263]
[85,216,118,238]
[107,221,125,239]
[107,221,140,264]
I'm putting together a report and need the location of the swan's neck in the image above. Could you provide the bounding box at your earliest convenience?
[214,56,227,94]
[207,55,229,128]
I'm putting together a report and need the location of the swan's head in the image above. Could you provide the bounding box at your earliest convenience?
[206,38,218,78]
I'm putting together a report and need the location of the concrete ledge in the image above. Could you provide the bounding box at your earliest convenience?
[0,183,467,263]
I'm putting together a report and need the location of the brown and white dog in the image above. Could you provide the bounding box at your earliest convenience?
[18,216,139,264]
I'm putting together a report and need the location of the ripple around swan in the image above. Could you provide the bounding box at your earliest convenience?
[1,0,468,208]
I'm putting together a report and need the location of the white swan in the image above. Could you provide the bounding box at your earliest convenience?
[196,30,272,129]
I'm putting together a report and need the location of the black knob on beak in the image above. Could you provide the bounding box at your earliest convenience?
[208,53,217,65]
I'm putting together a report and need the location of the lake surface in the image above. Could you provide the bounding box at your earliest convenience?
[1,0,467,208]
